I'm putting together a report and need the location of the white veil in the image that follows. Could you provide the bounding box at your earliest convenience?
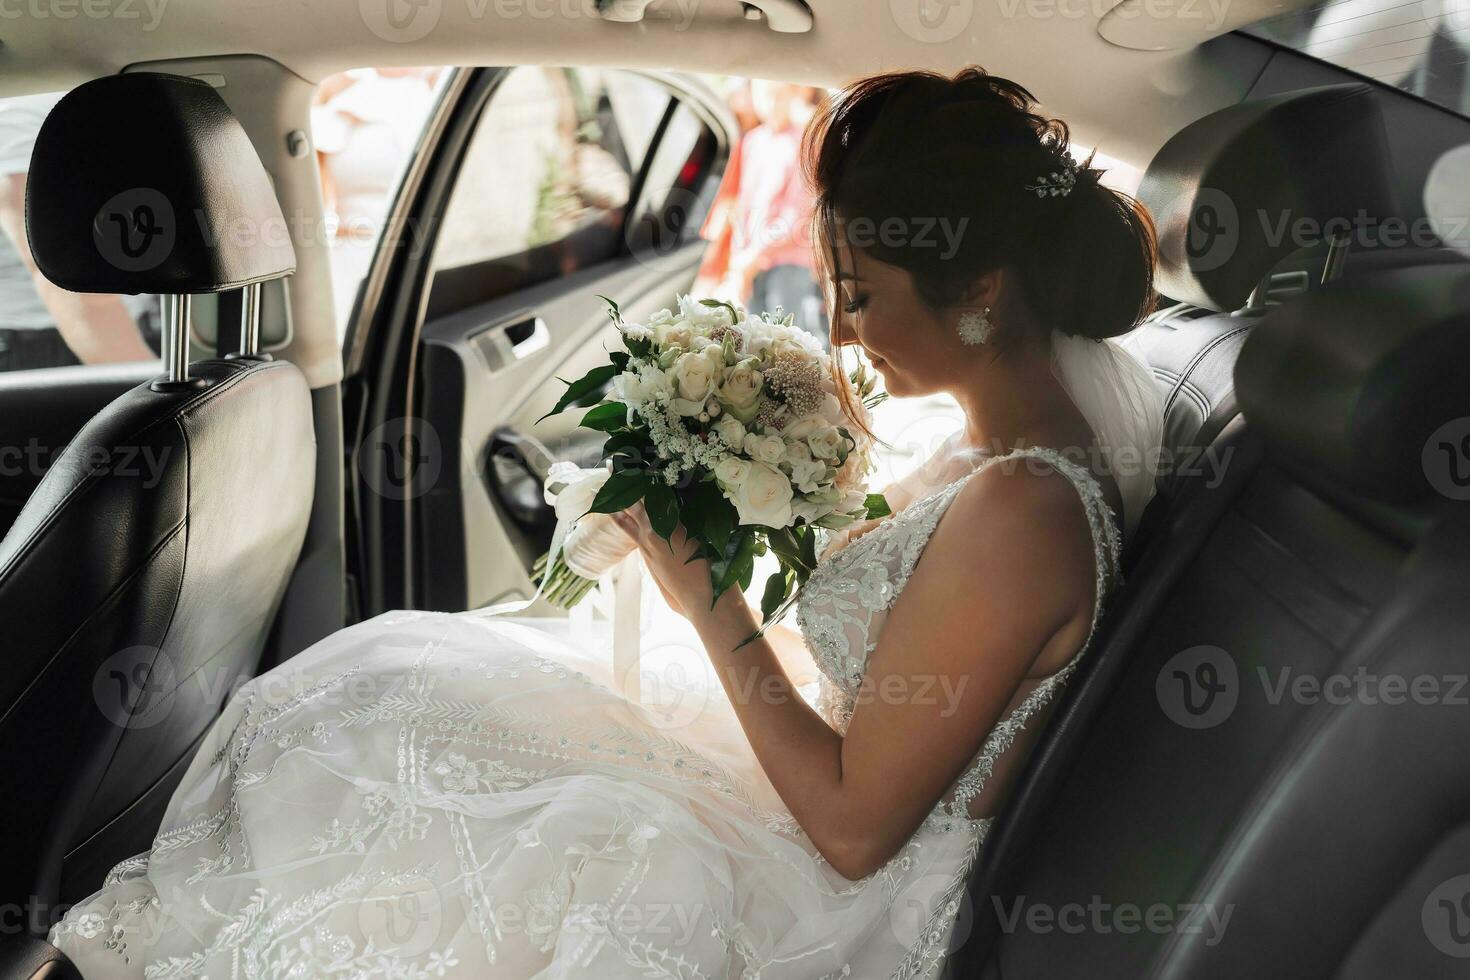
[1048,329,1164,540]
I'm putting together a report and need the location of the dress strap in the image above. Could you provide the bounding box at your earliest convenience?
[939,446,1122,818]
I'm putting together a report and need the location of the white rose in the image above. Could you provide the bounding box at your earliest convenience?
[731,462,794,528]
[716,361,763,423]
[782,414,825,441]
[743,432,787,465]
[669,349,722,416]
[648,308,673,327]
[819,391,845,424]
[714,456,752,490]
[656,321,695,351]
[808,426,845,461]
[713,416,746,449]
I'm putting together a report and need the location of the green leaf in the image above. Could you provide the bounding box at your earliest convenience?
[798,525,817,576]
[580,402,627,433]
[537,363,617,423]
[596,293,622,328]
[865,493,892,519]
[588,468,651,514]
[601,430,646,459]
[709,530,756,605]
[766,527,813,572]
[644,480,679,541]
[759,568,791,622]
[683,479,732,555]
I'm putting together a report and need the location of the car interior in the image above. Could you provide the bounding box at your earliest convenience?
[0,1,1468,976]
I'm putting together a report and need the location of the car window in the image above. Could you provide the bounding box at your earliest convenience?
[0,91,162,374]
[312,67,449,343]
[424,67,717,318]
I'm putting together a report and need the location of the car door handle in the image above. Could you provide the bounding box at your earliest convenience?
[504,316,549,358]
[470,314,550,373]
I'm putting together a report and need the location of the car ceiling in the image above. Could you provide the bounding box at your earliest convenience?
[0,0,1302,170]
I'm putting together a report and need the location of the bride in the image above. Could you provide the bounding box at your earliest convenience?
[51,67,1162,979]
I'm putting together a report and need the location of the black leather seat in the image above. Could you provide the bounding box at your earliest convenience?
[0,74,314,918]
[945,86,1470,978]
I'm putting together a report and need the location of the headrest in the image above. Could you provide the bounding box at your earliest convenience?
[1236,264,1470,506]
[1137,84,1398,312]
[26,72,295,295]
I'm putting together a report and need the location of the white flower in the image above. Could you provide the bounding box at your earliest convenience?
[713,415,746,449]
[621,323,652,344]
[819,390,845,424]
[670,348,723,416]
[793,455,829,493]
[807,426,845,461]
[547,466,611,522]
[716,360,763,423]
[782,413,826,441]
[731,461,794,528]
[714,456,752,490]
[743,431,787,466]
[612,363,671,409]
[655,320,695,350]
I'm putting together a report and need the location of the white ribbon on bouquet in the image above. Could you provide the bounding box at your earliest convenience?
[477,460,644,700]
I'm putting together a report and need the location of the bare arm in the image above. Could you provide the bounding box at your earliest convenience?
[623,463,1096,879]
[0,175,153,364]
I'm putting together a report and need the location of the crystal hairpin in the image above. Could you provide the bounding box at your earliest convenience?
[1025,157,1079,198]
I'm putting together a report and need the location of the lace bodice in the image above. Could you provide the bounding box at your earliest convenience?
[796,446,1122,825]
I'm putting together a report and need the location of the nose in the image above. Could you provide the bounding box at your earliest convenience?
[830,307,860,349]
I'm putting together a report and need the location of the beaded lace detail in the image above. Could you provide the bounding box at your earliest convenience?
[796,446,1122,825]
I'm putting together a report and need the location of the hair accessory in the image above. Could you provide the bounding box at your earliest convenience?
[957,306,992,345]
[1025,156,1079,198]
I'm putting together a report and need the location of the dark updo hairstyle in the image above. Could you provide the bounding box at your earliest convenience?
[802,67,1158,430]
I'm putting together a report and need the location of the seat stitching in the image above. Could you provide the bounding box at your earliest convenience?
[1160,324,1253,423]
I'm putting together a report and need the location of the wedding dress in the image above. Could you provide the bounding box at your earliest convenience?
[46,446,1118,980]
[49,332,1157,980]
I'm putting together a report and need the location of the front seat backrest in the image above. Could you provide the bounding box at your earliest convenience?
[0,73,314,915]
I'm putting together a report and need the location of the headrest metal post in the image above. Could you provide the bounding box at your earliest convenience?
[1321,229,1351,285]
[163,294,191,383]
[240,282,262,356]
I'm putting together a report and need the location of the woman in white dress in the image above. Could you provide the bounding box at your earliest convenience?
[50,67,1163,979]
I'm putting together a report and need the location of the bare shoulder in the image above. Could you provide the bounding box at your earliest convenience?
[914,457,1100,654]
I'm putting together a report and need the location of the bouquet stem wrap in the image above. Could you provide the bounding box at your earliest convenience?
[475,461,644,700]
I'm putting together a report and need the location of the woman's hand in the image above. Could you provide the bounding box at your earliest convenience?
[610,503,742,622]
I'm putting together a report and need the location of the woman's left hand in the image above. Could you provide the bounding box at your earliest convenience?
[610,503,735,622]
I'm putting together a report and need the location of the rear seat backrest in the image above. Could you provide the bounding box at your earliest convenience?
[944,85,1470,979]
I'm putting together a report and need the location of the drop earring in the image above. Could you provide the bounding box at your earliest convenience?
[957,307,993,346]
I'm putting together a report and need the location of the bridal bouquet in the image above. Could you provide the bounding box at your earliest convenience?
[532,294,888,632]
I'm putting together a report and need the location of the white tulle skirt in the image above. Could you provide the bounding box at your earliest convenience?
[49,609,983,979]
